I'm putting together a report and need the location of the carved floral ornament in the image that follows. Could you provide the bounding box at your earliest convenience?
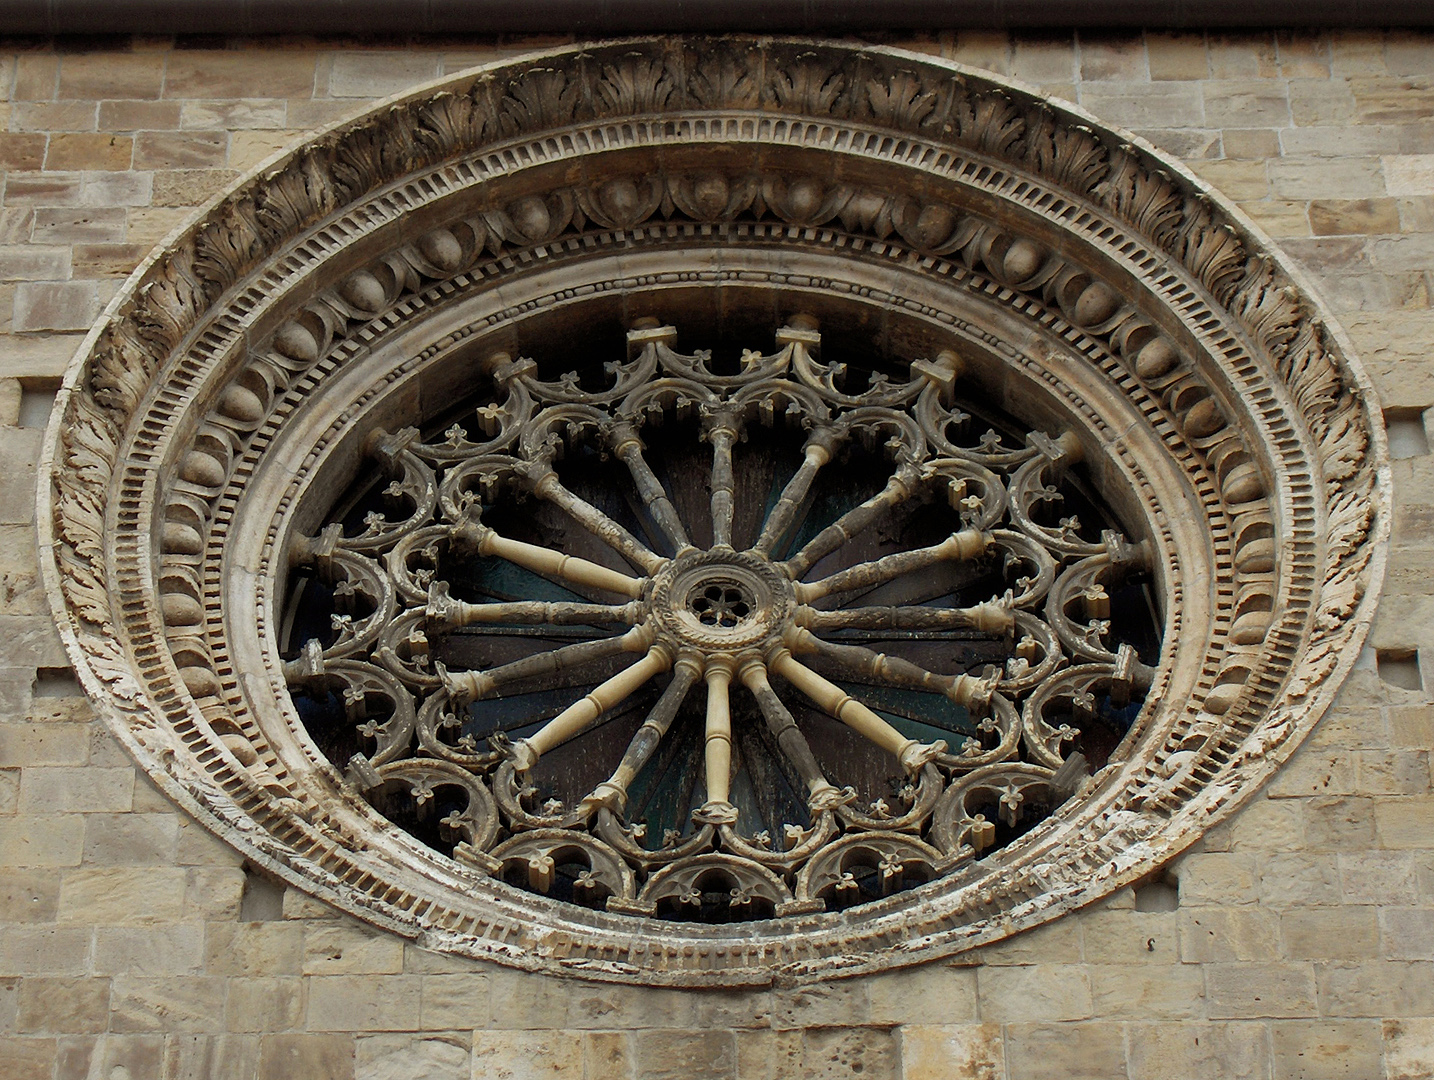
[39,37,1389,985]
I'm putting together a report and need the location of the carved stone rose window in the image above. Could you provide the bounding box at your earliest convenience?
[42,37,1389,984]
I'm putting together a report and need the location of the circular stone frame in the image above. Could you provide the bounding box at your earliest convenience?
[40,37,1390,986]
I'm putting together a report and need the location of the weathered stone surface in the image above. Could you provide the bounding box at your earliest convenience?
[355,1033,470,1080]
[1270,1020,1383,1080]
[900,1024,1003,1080]
[1005,1022,1126,1080]
[470,1030,584,1080]
[306,976,422,1031]
[259,1033,355,1080]
[1385,1017,1434,1080]
[1125,1022,1271,1080]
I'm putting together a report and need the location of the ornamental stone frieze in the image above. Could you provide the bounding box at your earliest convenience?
[40,36,1390,985]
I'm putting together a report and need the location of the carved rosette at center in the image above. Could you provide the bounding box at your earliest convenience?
[283,319,1159,921]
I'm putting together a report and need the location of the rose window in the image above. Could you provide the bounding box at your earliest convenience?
[282,320,1160,920]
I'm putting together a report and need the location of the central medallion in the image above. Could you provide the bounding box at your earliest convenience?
[651,548,792,654]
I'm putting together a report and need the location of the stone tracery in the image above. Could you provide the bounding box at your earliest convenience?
[283,321,1158,918]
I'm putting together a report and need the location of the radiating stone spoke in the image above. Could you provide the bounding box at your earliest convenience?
[426,582,643,633]
[439,626,651,705]
[463,520,648,598]
[783,462,924,578]
[795,600,1014,635]
[708,419,738,549]
[739,658,849,810]
[581,655,702,815]
[507,642,674,770]
[754,428,842,556]
[793,529,991,603]
[786,626,996,710]
[529,471,667,575]
[768,649,946,774]
[696,659,738,822]
[610,421,693,554]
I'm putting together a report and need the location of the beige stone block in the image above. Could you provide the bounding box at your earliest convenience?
[1354,77,1434,124]
[98,99,181,131]
[1358,750,1430,795]
[164,53,319,99]
[1090,964,1203,1019]
[184,866,244,920]
[80,812,178,864]
[70,243,149,279]
[794,1026,899,1080]
[866,962,978,1024]
[1309,198,1402,236]
[1339,850,1419,905]
[1383,908,1434,960]
[132,130,227,170]
[1008,38,1075,85]
[228,129,304,171]
[93,923,204,976]
[1081,82,1203,128]
[1282,123,1404,156]
[1135,127,1222,160]
[1270,1019,1382,1080]
[1203,80,1291,127]
[1216,797,1305,853]
[585,1031,633,1080]
[57,866,187,924]
[772,976,868,1030]
[1260,853,1343,906]
[204,921,303,976]
[1223,127,1282,159]
[163,1034,261,1080]
[30,207,126,245]
[977,965,1091,1022]
[80,171,151,209]
[0,248,71,284]
[327,54,443,98]
[1309,705,1386,750]
[1266,748,1358,799]
[303,921,405,975]
[282,887,342,921]
[1288,79,1358,126]
[1173,852,1260,905]
[975,916,1082,964]
[631,1028,738,1080]
[180,100,287,130]
[12,54,58,100]
[124,207,193,247]
[1386,154,1434,196]
[1079,36,1147,81]
[0,815,84,867]
[1275,32,1330,78]
[1126,1021,1271,1080]
[109,975,226,1033]
[11,283,100,335]
[1328,31,1387,76]
[1237,199,1311,238]
[1269,157,1387,200]
[11,102,95,132]
[0,769,17,814]
[1319,961,1434,1016]
[14,977,108,1034]
[1146,34,1210,80]
[57,54,164,99]
[900,1024,1002,1080]
[1378,797,1434,849]
[418,973,489,1030]
[1391,705,1434,749]
[1081,910,1178,963]
[1207,963,1318,1019]
[1281,907,1380,960]
[688,988,772,1030]
[287,98,370,129]
[0,724,89,767]
[1004,1021,1125,1080]
[151,168,242,209]
[1385,1017,1434,1080]
[0,1037,55,1080]
[1209,32,1280,78]
[306,975,422,1031]
[259,1033,354,1079]
[1302,796,1375,850]
[470,1029,584,1080]
[355,1033,469,1080]
[0,135,47,172]
[43,134,132,172]
[225,977,304,1032]
[1190,159,1270,200]
[0,926,89,975]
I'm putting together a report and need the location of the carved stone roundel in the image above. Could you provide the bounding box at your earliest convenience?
[40,36,1390,985]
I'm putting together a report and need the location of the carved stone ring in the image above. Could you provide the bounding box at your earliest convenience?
[40,36,1390,985]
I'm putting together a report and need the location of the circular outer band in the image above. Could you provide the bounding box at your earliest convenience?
[39,36,1391,986]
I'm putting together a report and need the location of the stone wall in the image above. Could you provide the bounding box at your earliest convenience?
[2,29,1432,1080]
